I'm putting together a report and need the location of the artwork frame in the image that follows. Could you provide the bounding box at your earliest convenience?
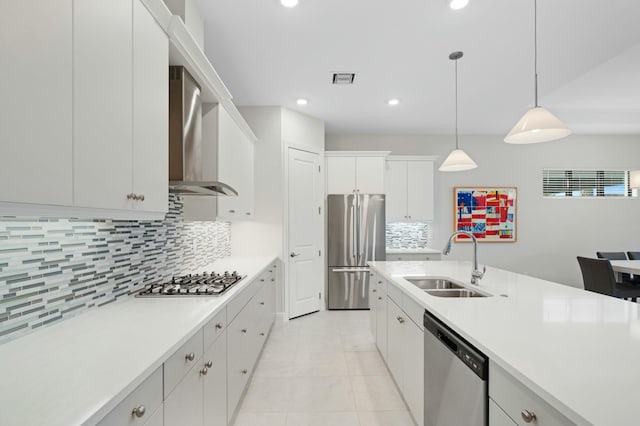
[453,187,517,242]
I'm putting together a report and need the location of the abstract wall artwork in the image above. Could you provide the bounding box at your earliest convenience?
[453,187,517,242]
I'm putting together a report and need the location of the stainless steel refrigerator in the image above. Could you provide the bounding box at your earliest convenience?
[327,194,385,309]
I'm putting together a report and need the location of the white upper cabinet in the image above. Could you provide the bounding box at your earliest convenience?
[217,105,255,220]
[385,156,435,222]
[132,0,170,214]
[74,0,168,215]
[325,151,389,194]
[0,0,168,219]
[0,0,73,207]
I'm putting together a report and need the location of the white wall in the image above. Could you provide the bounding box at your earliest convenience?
[326,133,640,287]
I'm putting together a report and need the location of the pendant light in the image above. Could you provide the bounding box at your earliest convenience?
[504,0,571,144]
[439,51,478,172]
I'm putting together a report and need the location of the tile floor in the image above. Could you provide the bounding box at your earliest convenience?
[233,310,416,426]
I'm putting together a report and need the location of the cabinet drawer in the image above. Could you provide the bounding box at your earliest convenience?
[401,293,424,331]
[227,273,265,322]
[164,329,203,398]
[386,280,403,304]
[97,366,162,426]
[489,362,574,426]
[203,307,227,350]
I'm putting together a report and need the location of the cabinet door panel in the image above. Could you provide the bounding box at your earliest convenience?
[73,0,133,209]
[407,161,434,220]
[386,298,404,388]
[403,318,424,426]
[356,157,385,193]
[375,292,387,360]
[203,330,227,426]
[384,161,408,221]
[133,0,168,214]
[326,157,357,194]
[164,363,204,426]
[0,0,73,206]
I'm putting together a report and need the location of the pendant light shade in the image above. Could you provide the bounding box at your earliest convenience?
[504,106,572,144]
[439,51,478,172]
[439,149,478,171]
[631,170,640,189]
[504,0,571,144]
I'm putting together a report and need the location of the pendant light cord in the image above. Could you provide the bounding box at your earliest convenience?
[455,56,459,149]
[534,0,539,107]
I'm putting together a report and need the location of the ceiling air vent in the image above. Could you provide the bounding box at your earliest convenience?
[332,73,356,85]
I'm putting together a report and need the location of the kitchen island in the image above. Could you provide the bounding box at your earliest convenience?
[0,255,278,426]
[369,260,640,426]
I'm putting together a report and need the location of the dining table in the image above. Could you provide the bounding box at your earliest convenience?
[609,260,640,276]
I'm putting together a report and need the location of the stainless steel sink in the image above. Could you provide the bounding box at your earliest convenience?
[425,289,488,298]
[404,277,465,290]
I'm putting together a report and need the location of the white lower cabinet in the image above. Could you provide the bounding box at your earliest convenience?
[97,366,163,426]
[489,361,573,426]
[368,272,388,361]
[385,295,424,426]
[203,329,227,426]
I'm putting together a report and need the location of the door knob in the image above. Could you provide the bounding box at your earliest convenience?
[290,252,300,258]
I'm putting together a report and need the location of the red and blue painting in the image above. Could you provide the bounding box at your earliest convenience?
[454,187,517,242]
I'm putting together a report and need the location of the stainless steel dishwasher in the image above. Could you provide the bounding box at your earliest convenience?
[424,309,488,426]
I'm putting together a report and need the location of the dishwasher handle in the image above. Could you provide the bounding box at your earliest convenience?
[437,329,458,354]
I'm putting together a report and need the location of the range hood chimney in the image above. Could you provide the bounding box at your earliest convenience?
[168,66,237,196]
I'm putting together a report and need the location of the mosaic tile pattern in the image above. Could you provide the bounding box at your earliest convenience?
[0,195,230,344]
[386,222,431,249]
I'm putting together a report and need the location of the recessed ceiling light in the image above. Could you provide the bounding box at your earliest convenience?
[296,98,308,105]
[388,99,400,106]
[449,0,469,10]
[281,0,298,8]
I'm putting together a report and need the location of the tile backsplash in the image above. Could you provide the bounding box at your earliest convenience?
[386,222,432,249]
[0,195,230,344]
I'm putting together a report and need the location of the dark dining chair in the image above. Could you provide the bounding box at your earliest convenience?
[577,256,640,302]
[596,251,640,284]
[628,252,640,260]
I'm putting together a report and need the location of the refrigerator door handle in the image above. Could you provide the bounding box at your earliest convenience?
[355,197,361,264]
[331,268,370,273]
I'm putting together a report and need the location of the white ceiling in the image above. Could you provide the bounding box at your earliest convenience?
[194,0,640,136]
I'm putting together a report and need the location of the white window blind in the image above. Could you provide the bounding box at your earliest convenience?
[543,169,637,198]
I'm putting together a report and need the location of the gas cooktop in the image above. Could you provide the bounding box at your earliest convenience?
[136,271,245,297]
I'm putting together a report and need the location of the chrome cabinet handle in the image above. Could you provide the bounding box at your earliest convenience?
[271,278,275,282]
[127,193,136,200]
[132,405,146,418]
[200,366,208,375]
[185,352,195,361]
[241,328,247,333]
[260,332,265,336]
[521,409,536,423]
[260,301,265,305]
[137,194,145,201]
[372,289,377,293]
[290,252,300,258]
[215,322,223,330]
[245,212,251,215]
[396,316,405,324]
[205,360,213,368]
[260,279,265,282]
[378,296,382,300]
[241,369,248,374]
[229,209,235,213]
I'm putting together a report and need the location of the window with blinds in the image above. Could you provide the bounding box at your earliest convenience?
[543,169,637,198]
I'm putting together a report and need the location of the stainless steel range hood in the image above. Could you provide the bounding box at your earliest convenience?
[168,66,237,196]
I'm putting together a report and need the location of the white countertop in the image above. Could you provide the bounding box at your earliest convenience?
[386,247,441,254]
[0,255,278,426]
[369,260,640,426]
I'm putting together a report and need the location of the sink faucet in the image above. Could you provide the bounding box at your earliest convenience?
[442,231,486,285]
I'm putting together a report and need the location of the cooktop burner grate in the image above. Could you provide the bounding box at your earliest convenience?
[136,271,245,297]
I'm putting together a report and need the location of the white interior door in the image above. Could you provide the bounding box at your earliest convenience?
[288,148,322,319]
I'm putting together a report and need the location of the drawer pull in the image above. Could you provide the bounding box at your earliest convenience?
[241,328,248,333]
[260,332,265,336]
[132,405,146,418]
[215,322,223,330]
[205,360,213,368]
[397,316,405,324]
[372,289,377,293]
[271,278,275,282]
[126,193,136,200]
[260,279,265,282]
[521,409,537,423]
[268,270,273,273]
[200,366,208,375]
[378,296,382,300]
[185,352,195,361]
[260,301,265,305]
[241,369,248,375]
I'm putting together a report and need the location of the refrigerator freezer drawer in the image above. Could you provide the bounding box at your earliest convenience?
[328,267,370,309]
